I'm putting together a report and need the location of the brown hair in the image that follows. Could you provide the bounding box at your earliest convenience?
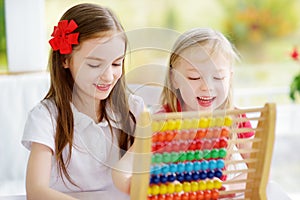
[45,3,135,186]
[161,28,239,112]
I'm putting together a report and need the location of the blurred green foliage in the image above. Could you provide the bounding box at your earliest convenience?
[0,0,7,71]
[220,0,299,47]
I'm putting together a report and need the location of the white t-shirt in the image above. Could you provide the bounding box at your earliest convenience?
[22,94,144,195]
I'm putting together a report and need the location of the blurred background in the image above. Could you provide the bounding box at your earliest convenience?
[0,0,299,199]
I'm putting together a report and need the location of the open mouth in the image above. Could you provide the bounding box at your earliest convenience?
[197,96,216,107]
[94,83,111,91]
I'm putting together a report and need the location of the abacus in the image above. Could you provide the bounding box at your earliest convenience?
[130,103,276,200]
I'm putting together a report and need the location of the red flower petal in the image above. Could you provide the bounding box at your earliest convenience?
[48,20,79,54]
[291,47,299,61]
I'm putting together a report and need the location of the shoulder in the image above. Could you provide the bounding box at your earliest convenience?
[128,94,145,118]
[235,108,255,138]
[22,99,57,151]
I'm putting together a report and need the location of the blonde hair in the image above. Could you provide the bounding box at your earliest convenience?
[161,28,239,112]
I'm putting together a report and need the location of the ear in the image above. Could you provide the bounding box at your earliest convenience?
[62,58,70,69]
[170,69,179,89]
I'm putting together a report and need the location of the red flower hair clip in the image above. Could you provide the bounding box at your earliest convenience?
[49,20,79,54]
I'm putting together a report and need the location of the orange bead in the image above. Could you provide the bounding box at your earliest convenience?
[196,129,207,139]
[204,190,211,200]
[165,131,175,142]
[211,189,219,199]
[220,127,230,138]
[189,192,197,200]
[197,191,205,200]
[181,192,189,200]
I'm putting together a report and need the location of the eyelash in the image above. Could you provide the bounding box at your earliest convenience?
[87,63,122,68]
[188,77,225,80]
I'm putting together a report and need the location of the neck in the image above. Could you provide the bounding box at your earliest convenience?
[72,88,101,122]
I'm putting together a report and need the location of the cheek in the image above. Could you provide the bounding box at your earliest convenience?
[114,68,123,80]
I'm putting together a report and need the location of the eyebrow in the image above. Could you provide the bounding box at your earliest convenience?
[85,55,125,61]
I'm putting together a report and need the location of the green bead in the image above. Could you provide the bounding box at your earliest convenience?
[155,153,163,163]
[171,152,179,162]
[163,152,171,163]
[151,155,156,163]
[219,148,227,158]
[179,151,187,162]
[203,149,211,159]
[211,149,219,158]
[186,151,195,161]
[194,150,203,160]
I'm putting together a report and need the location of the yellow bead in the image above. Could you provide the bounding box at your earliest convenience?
[199,117,208,128]
[214,179,222,189]
[191,181,198,192]
[174,183,183,193]
[183,182,191,192]
[168,119,176,130]
[167,183,175,194]
[175,119,182,130]
[151,185,160,195]
[191,119,199,129]
[224,116,233,126]
[182,119,192,129]
[160,184,167,195]
[215,117,225,127]
[208,117,215,127]
[147,187,152,195]
[162,121,168,131]
[206,180,214,190]
[198,180,206,191]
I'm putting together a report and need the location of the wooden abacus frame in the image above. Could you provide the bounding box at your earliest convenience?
[130,103,276,200]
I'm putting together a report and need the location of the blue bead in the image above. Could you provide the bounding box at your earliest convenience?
[176,173,185,182]
[168,173,176,182]
[209,160,217,170]
[160,174,168,183]
[169,163,177,173]
[177,163,185,173]
[185,162,193,172]
[151,175,160,184]
[152,165,161,175]
[214,169,223,178]
[207,170,214,179]
[199,171,207,180]
[217,159,225,169]
[184,172,192,182]
[161,165,169,174]
[192,171,200,181]
[193,161,201,171]
[201,160,209,171]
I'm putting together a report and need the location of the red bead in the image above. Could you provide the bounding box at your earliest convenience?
[188,140,197,151]
[197,191,205,200]
[158,194,166,200]
[181,192,189,200]
[165,142,173,152]
[196,139,203,150]
[211,189,219,199]
[221,127,230,138]
[173,130,180,141]
[165,194,174,200]
[181,130,190,140]
[219,137,228,148]
[172,141,180,152]
[196,129,207,139]
[152,143,157,152]
[189,129,197,140]
[203,139,213,150]
[204,190,212,200]
[158,132,166,142]
[152,132,159,143]
[165,131,175,142]
[212,138,220,148]
[189,192,197,200]
[173,193,181,200]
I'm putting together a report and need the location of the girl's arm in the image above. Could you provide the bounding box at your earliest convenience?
[26,142,77,200]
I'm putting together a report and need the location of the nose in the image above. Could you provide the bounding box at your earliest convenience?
[200,78,211,91]
[100,65,114,83]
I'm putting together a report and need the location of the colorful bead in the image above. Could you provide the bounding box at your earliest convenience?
[214,179,222,189]
[160,184,167,195]
[199,117,209,128]
[218,148,227,158]
[167,174,176,182]
[193,161,201,171]
[192,171,200,181]
[167,183,175,194]
[151,184,160,195]
[196,129,206,139]
[217,159,225,169]
[224,116,233,126]
[206,180,214,190]
[207,170,215,179]
[169,163,177,173]
[177,163,185,173]
[215,117,225,127]
[176,173,184,182]
[160,175,168,184]
[209,160,217,170]
[163,152,171,163]
[198,180,206,190]
[214,169,223,178]
[201,160,209,171]
[183,182,191,192]
[185,162,193,172]
[184,172,193,182]
[210,149,219,159]
[194,150,203,160]
[219,137,228,148]
[174,183,183,193]
[191,181,198,192]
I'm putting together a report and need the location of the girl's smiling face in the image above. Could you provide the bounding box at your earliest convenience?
[64,34,125,102]
[172,44,232,111]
